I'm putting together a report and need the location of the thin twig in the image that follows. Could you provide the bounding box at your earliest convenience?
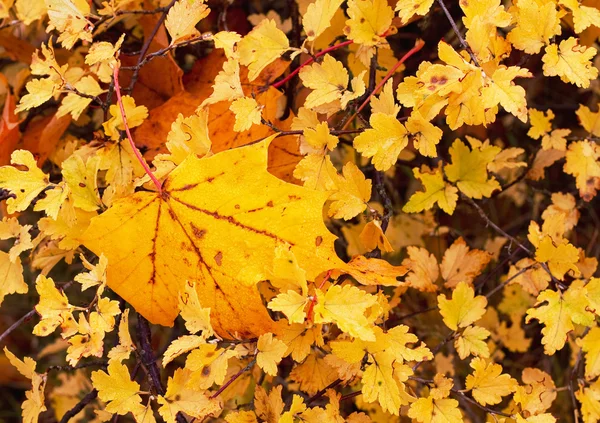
[59,389,99,423]
[0,309,36,346]
[307,379,343,404]
[112,65,163,193]
[272,40,354,89]
[435,0,480,67]
[210,359,256,399]
[126,0,177,93]
[485,264,535,299]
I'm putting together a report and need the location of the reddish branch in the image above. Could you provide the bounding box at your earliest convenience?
[112,65,163,193]
[272,40,354,89]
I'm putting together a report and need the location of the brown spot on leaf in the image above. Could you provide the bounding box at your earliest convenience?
[214,251,223,266]
[235,204,240,209]
[267,200,274,207]
[79,182,86,188]
[190,223,206,239]
[202,367,211,376]
[315,236,323,246]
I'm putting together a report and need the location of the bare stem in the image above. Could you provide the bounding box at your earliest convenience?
[112,65,162,193]
[0,309,36,346]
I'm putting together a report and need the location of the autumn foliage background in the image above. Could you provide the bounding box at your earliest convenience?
[0,0,600,421]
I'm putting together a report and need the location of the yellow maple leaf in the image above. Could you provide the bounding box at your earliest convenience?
[164,0,209,45]
[293,153,338,191]
[344,0,393,47]
[359,220,394,253]
[402,246,439,292]
[0,252,27,306]
[395,0,434,24]
[559,0,600,33]
[406,112,443,157]
[303,122,339,151]
[328,162,371,220]
[541,128,570,151]
[483,66,532,122]
[33,274,76,337]
[74,253,107,293]
[438,281,488,331]
[408,396,462,422]
[535,236,580,280]
[577,380,600,423]
[465,357,517,406]
[403,165,458,215]
[4,347,47,423]
[45,0,93,48]
[526,280,595,355]
[440,237,492,288]
[289,354,338,395]
[564,140,600,202]
[103,95,148,140]
[186,346,239,390]
[455,325,490,360]
[576,103,600,137]
[82,138,343,338]
[108,308,136,363]
[164,109,212,165]
[268,290,309,324]
[353,112,409,171]
[178,280,213,337]
[313,284,378,341]
[202,59,244,106]
[370,80,400,117]
[528,108,555,140]
[230,97,263,132]
[580,327,600,379]
[257,332,288,376]
[66,312,109,366]
[61,154,101,211]
[542,37,599,88]
[0,150,49,213]
[506,0,561,54]
[514,368,556,416]
[361,351,406,415]
[161,335,206,367]
[277,323,324,362]
[157,368,222,423]
[445,138,501,199]
[302,0,344,42]
[238,19,290,81]
[299,54,350,110]
[91,361,142,415]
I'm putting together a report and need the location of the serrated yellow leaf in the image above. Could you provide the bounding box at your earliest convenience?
[225,410,259,423]
[526,280,595,355]
[230,97,262,132]
[328,162,371,220]
[289,354,338,395]
[15,78,56,113]
[58,76,104,120]
[212,31,242,59]
[403,166,458,215]
[164,0,209,45]
[33,274,75,337]
[161,335,206,367]
[0,252,27,306]
[303,0,344,41]
[293,153,338,191]
[4,346,36,379]
[483,66,532,122]
[465,358,517,406]
[507,0,561,54]
[257,332,288,376]
[576,103,600,137]
[186,344,238,389]
[406,112,443,157]
[303,122,339,151]
[92,361,142,415]
[157,368,222,423]
[580,327,600,379]
[559,0,600,33]
[313,284,378,341]
[386,325,433,362]
[408,396,462,423]
[541,128,570,151]
[45,0,93,48]
[345,0,393,46]
[361,352,405,415]
[165,109,212,165]
[455,325,490,359]
[108,308,135,363]
[395,0,434,24]
[445,138,501,199]
[103,95,148,140]
[514,368,556,416]
[299,55,349,110]
[402,246,439,292]
[359,220,394,253]
[277,323,324,362]
[202,59,244,106]
[542,38,598,88]
[440,237,491,288]
[528,109,554,140]
[61,154,101,211]
[353,113,409,171]
[238,19,289,81]
[535,236,580,280]
[564,140,600,202]
[438,281,488,331]
[371,80,400,117]
[179,280,214,337]
[268,290,308,324]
